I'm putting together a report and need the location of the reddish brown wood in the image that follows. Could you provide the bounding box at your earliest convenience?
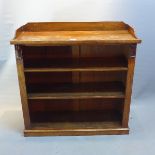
[15,45,31,129]
[11,22,141,136]
[122,58,135,127]
[10,22,141,45]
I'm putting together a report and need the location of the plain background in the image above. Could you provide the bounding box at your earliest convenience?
[0,0,155,155]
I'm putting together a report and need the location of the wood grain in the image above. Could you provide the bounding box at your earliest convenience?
[15,45,31,129]
[11,22,141,136]
[11,30,140,45]
[10,22,141,45]
[122,57,135,127]
[24,128,129,136]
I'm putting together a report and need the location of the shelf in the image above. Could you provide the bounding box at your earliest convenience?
[27,103,125,136]
[24,57,128,72]
[31,121,122,130]
[27,82,125,99]
[28,92,124,100]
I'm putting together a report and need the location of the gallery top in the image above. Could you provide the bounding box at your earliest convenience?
[10,22,141,45]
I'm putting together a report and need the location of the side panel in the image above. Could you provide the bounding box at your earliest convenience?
[122,44,137,127]
[15,45,31,129]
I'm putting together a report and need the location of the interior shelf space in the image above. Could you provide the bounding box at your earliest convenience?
[25,69,127,99]
[28,98,124,124]
[21,45,128,72]
[30,110,122,123]
[29,110,123,134]
[28,97,124,133]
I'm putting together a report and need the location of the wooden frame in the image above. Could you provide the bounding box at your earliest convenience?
[11,22,141,136]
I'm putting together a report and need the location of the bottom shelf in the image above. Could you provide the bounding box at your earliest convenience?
[24,110,129,136]
[25,121,129,136]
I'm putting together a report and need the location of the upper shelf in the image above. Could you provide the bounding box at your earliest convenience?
[10,22,141,45]
[24,57,128,72]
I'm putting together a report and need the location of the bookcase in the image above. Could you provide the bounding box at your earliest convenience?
[10,22,141,136]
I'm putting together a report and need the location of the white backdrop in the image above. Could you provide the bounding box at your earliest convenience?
[0,0,155,102]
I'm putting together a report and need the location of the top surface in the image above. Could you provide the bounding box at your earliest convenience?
[10,22,141,45]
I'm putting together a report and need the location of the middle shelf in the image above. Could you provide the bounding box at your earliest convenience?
[25,69,127,100]
[27,82,125,100]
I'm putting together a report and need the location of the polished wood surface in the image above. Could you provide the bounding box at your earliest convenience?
[10,22,141,45]
[24,127,129,136]
[11,22,141,136]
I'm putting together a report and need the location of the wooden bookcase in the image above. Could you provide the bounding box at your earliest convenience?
[10,22,141,136]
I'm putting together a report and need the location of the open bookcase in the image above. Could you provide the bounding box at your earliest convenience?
[11,22,141,136]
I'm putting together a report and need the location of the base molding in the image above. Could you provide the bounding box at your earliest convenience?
[24,128,129,137]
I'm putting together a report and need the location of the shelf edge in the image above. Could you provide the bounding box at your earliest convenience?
[28,92,125,100]
[24,67,128,72]
[24,128,129,136]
